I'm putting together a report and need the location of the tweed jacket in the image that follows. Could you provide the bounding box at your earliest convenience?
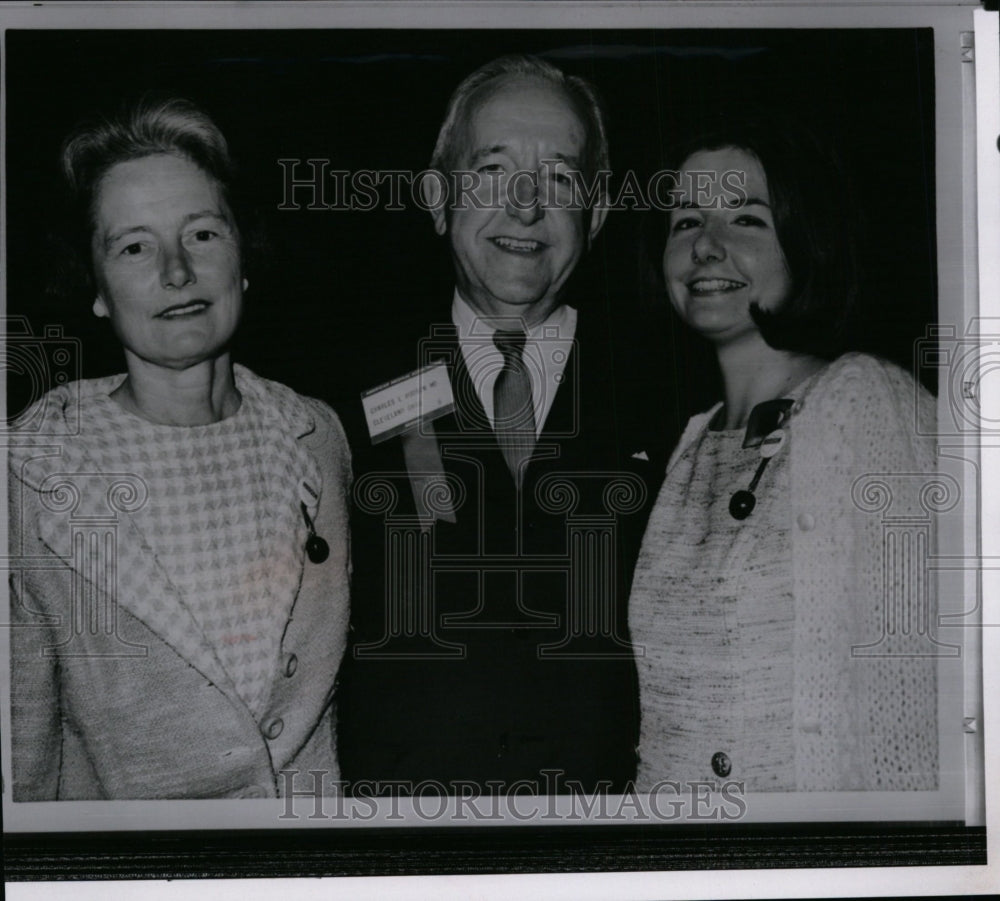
[633,353,939,791]
[9,366,351,800]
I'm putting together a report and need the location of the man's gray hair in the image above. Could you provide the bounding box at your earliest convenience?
[429,54,610,180]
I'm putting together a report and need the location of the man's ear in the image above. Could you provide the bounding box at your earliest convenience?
[420,170,448,236]
[587,197,610,246]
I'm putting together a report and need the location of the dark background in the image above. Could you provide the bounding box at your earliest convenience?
[5,28,937,425]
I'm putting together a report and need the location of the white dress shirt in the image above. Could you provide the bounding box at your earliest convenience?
[451,291,577,437]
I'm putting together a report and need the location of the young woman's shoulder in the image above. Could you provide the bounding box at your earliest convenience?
[809,352,930,417]
[803,352,935,469]
[818,351,923,394]
[666,403,722,471]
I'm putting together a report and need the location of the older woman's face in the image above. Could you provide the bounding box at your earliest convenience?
[91,153,243,371]
[664,146,791,347]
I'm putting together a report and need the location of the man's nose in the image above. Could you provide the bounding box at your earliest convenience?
[505,170,544,225]
[160,242,196,288]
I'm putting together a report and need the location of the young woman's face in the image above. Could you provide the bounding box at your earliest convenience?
[90,152,244,371]
[664,146,791,347]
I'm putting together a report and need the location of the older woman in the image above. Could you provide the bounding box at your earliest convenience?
[9,97,350,800]
[630,118,938,792]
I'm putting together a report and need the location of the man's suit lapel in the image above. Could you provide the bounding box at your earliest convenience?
[441,325,493,438]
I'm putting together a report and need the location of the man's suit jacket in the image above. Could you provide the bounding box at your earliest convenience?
[335,304,670,793]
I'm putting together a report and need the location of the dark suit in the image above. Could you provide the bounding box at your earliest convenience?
[335,303,669,793]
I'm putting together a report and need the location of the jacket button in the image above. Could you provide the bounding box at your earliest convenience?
[797,512,816,532]
[284,653,298,677]
[711,751,732,777]
[262,717,284,740]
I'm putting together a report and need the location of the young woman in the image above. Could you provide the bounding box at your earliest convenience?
[630,119,938,792]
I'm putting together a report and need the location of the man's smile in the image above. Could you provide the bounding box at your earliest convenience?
[489,236,546,253]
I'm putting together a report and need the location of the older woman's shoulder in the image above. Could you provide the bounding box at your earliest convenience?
[233,366,349,471]
[9,374,125,435]
[8,375,124,447]
[7,376,127,494]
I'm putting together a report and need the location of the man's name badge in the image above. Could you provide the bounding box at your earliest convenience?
[361,362,454,444]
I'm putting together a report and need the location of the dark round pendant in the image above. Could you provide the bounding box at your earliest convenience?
[306,534,330,564]
[728,489,756,520]
[711,750,732,777]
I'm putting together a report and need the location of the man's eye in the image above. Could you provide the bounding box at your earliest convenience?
[120,242,145,256]
[477,164,504,175]
[193,229,218,241]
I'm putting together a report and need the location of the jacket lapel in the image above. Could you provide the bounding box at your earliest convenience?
[26,367,322,705]
[31,455,238,697]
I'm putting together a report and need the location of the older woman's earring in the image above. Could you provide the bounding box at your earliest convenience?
[242,278,249,292]
[92,297,109,318]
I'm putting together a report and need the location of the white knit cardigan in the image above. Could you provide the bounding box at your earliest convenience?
[636,353,939,791]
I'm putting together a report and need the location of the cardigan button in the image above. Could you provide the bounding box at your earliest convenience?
[711,751,732,778]
[801,718,822,734]
[284,653,299,678]
[797,512,816,532]
[262,717,284,740]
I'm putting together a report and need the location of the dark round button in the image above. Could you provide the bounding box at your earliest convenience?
[306,534,329,564]
[711,751,732,777]
[729,490,756,520]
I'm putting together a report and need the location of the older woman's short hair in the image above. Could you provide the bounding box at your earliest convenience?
[62,95,236,232]
[652,111,859,359]
[54,96,247,296]
[429,54,610,183]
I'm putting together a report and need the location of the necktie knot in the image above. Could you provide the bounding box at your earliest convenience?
[493,329,528,362]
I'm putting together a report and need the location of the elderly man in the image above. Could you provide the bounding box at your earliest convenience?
[336,55,666,795]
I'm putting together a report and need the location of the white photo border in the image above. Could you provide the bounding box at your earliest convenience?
[1,0,995,889]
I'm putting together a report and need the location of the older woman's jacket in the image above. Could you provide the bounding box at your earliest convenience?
[8,367,351,800]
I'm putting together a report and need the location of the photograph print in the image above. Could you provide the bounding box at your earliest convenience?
[1,0,990,880]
